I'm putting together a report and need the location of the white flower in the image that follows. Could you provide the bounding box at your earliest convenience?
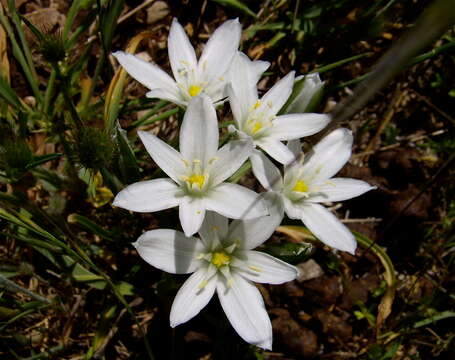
[228,52,330,164]
[113,18,241,107]
[283,73,325,114]
[250,128,376,254]
[113,95,267,236]
[133,207,298,350]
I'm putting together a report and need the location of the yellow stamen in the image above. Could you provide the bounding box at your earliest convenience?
[187,174,205,189]
[188,85,202,97]
[253,100,261,109]
[252,121,263,134]
[293,180,309,193]
[211,252,231,268]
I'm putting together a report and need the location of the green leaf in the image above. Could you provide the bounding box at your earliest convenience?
[353,231,397,331]
[413,311,455,328]
[98,0,125,54]
[63,256,106,289]
[0,75,23,110]
[263,242,313,264]
[25,153,63,170]
[86,304,118,359]
[68,213,117,242]
[116,281,134,297]
[211,0,257,18]
[116,126,141,183]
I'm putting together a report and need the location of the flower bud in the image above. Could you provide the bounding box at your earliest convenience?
[0,138,33,180]
[71,127,115,171]
[39,30,66,64]
[282,73,325,114]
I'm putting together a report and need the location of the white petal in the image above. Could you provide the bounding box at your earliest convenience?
[146,89,186,106]
[250,149,283,191]
[179,197,206,236]
[180,95,219,165]
[283,197,303,220]
[283,140,303,182]
[205,183,268,220]
[168,19,198,83]
[217,273,272,350]
[138,131,186,183]
[198,211,229,249]
[170,269,217,326]
[301,128,353,184]
[228,52,262,122]
[113,179,181,212]
[209,139,253,186]
[250,59,270,83]
[227,84,245,129]
[270,113,330,141]
[198,19,241,82]
[256,137,295,165]
[232,251,298,284]
[258,71,295,116]
[308,178,375,203]
[113,51,179,95]
[230,52,269,85]
[134,229,204,274]
[228,192,284,250]
[299,203,356,254]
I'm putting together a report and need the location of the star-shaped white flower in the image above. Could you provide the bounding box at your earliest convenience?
[113,95,267,236]
[228,52,330,164]
[113,18,241,107]
[250,128,376,254]
[134,207,298,350]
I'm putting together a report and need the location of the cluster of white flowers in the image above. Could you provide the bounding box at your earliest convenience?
[113,19,374,350]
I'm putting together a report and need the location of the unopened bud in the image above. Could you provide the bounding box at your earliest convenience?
[281,73,325,114]
[71,127,115,171]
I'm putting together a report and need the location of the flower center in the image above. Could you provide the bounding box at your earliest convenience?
[181,159,209,192]
[211,252,231,268]
[251,121,263,134]
[293,180,309,193]
[187,174,205,189]
[188,85,202,97]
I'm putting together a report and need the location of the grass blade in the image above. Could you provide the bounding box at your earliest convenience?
[211,0,257,18]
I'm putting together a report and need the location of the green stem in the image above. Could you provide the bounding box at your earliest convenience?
[311,52,373,74]
[43,69,57,116]
[53,64,84,129]
[86,48,106,112]
[130,107,179,129]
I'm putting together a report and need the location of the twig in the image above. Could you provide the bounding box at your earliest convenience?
[118,0,156,24]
